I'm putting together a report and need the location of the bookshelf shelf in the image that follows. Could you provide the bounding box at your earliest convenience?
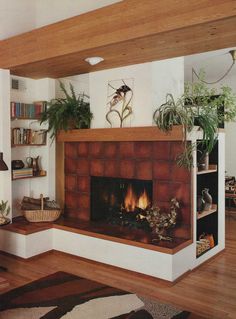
[11,117,40,121]
[197,165,217,175]
[12,143,46,147]
[12,171,47,181]
[197,204,217,220]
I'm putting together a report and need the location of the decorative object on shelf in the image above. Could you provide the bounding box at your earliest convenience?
[0,152,8,171]
[202,188,212,211]
[106,78,133,128]
[153,77,236,169]
[197,152,209,171]
[0,200,10,226]
[11,160,24,170]
[26,156,40,176]
[138,198,179,241]
[196,237,211,257]
[197,195,205,212]
[12,167,33,179]
[22,194,61,222]
[40,81,93,140]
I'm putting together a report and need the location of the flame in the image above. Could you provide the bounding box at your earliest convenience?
[137,189,149,210]
[124,185,150,212]
[124,185,137,212]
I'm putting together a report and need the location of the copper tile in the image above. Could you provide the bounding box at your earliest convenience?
[89,142,104,157]
[77,142,89,157]
[153,161,171,180]
[76,158,90,175]
[136,160,152,180]
[77,176,90,193]
[104,160,119,177]
[120,159,135,178]
[65,142,77,158]
[65,175,77,191]
[104,142,118,158]
[90,159,104,176]
[135,142,152,158]
[119,142,135,158]
[65,158,77,174]
[153,141,170,160]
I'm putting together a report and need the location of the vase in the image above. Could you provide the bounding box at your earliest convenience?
[198,153,209,171]
[197,195,205,212]
[202,188,212,211]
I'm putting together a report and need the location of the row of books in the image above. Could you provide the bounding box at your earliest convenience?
[11,128,47,145]
[12,168,33,179]
[11,101,47,119]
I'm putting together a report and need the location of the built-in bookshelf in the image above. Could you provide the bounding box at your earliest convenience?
[196,141,219,258]
[11,101,47,119]
[11,128,47,146]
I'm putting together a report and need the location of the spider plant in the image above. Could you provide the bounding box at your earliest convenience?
[40,81,93,140]
[153,77,236,170]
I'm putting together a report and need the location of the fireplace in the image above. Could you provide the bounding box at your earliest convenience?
[64,140,192,245]
[91,176,152,229]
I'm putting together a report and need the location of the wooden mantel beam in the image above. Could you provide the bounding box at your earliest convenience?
[0,0,235,79]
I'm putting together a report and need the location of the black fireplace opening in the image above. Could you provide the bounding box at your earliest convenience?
[90,176,153,230]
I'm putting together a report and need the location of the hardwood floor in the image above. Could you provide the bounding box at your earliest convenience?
[0,214,236,319]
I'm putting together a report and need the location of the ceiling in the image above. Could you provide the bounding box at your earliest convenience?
[0,0,235,79]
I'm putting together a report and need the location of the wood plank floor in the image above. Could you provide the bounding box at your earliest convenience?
[0,214,236,319]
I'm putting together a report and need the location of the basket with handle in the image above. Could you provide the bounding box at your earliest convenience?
[23,194,61,222]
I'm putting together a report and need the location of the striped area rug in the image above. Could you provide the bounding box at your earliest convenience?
[0,272,191,319]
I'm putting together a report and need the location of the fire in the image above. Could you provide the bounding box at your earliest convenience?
[124,185,150,212]
[124,185,137,212]
[137,189,149,210]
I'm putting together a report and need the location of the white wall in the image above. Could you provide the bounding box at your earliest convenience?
[0,0,36,39]
[0,70,12,218]
[60,57,184,128]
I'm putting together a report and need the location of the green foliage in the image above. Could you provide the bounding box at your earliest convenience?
[0,200,10,217]
[153,75,236,170]
[40,81,93,139]
[153,94,194,133]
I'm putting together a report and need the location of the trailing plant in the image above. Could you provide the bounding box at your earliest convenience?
[0,200,10,225]
[153,75,236,169]
[40,81,93,140]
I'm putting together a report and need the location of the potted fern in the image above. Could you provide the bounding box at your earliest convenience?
[40,81,93,140]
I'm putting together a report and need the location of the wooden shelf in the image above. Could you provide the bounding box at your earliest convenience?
[12,172,47,181]
[11,117,40,121]
[197,204,217,220]
[57,126,185,142]
[197,165,217,175]
[12,143,46,147]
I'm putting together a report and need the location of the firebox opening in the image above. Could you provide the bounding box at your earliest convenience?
[90,176,153,224]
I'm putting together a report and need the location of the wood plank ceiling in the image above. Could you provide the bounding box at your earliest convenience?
[0,0,235,79]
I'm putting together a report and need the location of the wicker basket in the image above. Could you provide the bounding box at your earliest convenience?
[23,194,61,222]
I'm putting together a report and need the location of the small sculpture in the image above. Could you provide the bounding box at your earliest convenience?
[138,198,179,241]
[106,79,133,128]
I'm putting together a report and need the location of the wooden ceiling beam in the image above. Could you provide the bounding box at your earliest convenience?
[0,0,235,79]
